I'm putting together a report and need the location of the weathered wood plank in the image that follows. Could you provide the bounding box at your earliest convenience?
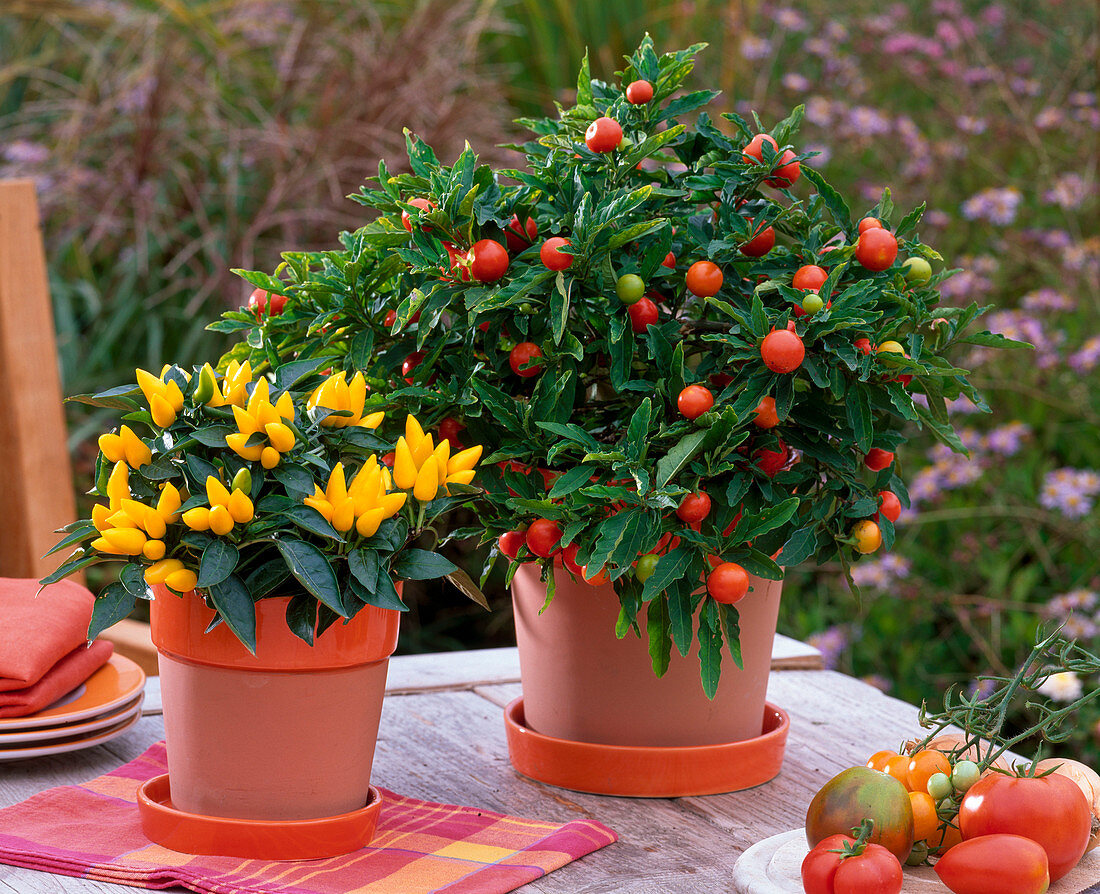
[0,181,79,582]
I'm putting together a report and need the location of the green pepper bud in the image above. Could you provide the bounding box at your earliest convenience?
[231,467,252,495]
[194,364,218,405]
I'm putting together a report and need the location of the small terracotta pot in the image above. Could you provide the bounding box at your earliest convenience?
[150,586,399,821]
[511,564,782,747]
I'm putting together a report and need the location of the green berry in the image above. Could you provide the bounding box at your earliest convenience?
[636,553,659,582]
[902,257,933,284]
[801,292,825,314]
[616,273,645,305]
[927,772,953,801]
[951,760,981,792]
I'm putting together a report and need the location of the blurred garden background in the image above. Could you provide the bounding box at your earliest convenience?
[2,1,1097,756]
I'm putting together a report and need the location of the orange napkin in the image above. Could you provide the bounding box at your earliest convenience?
[0,578,113,717]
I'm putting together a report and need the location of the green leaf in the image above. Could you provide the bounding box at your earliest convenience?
[846,386,874,453]
[244,560,290,599]
[640,547,696,603]
[624,397,652,463]
[550,273,571,345]
[197,540,239,589]
[668,582,694,658]
[206,575,257,653]
[392,548,459,580]
[656,429,707,486]
[445,567,490,610]
[348,548,380,593]
[734,497,800,542]
[43,524,96,558]
[801,166,851,227]
[351,572,408,611]
[576,50,592,106]
[698,598,723,698]
[39,551,98,586]
[280,504,343,540]
[191,425,235,447]
[776,525,818,566]
[285,594,315,645]
[718,603,743,670]
[275,539,345,616]
[548,464,597,498]
[646,597,672,678]
[88,583,136,639]
[273,464,316,497]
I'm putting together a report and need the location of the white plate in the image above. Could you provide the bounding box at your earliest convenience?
[0,654,145,731]
[0,710,142,761]
[0,693,143,745]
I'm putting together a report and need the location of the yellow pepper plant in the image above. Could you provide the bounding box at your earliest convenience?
[43,360,485,651]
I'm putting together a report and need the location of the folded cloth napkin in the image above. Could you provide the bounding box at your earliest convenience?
[0,577,99,692]
[0,639,114,718]
[0,741,618,894]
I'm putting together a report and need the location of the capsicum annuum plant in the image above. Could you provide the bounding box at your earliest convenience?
[211,39,1023,693]
[43,360,486,652]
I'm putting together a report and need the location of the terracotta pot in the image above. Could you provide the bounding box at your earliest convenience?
[150,586,399,821]
[511,563,782,747]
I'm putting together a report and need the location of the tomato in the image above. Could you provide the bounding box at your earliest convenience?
[867,750,899,772]
[852,519,882,554]
[934,834,1050,894]
[927,772,954,801]
[635,553,659,582]
[443,241,470,281]
[583,564,609,585]
[799,292,825,315]
[907,749,950,794]
[585,116,622,153]
[468,239,509,282]
[793,264,828,292]
[754,441,789,477]
[560,542,584,575]
[677,384,713,420]
[438,417,464,449]
[383,308,421,330]
[498,530,526,560]
[753,396,779,429]
[505,214,538,253]
[742,132,778,164]
[625,79,654,104]
[806,766,915,861]
[801,833,853,894]
[662,251,677,268]
[855,228,898,272]
[740,220,776,257]
[909,791,939,842]
[902,256,933,284]
[881,753,911,789]
[627,295,658,333]
[959,772,1091,880]
[248,288,287,319]
[616,273,645,304]
[400,196,434,231]
[832,844,903,894]
[509,342,543,377]
[540,237,573,270]
[707,562,749,604]
[525,519,562,559]
[876,490,902,524]
[855,338,873,356]
[1033,758,1100,852]
[402,350,426,383]
[858,217,882,233]
[760,329,805,373]
[685,260,723,297]
[863,448,895,471]
[952,760,981,793]
[766,150,801,188]
[676,490,711,523]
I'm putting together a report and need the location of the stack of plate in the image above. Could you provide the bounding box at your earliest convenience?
[0,654,146,761]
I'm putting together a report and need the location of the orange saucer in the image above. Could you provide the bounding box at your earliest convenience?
[504,697,789,797]
[137,774,382,860]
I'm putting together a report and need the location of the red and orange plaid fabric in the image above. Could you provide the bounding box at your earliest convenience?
[0,742,616,893]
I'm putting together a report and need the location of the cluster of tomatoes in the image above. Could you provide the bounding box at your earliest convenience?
[802,739,1098,894]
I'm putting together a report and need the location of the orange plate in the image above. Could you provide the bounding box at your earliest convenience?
[504,697,789,798]
[138,774,382,860]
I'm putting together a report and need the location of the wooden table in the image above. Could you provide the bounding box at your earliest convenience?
[0,638,946,894]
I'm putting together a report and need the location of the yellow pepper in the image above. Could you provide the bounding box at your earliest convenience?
[136,368,185,428]
[145,558,184,585]
[413,455,439,502]
[226,376,296,466]
[182,476,252,535]
[304,458,407,538]
[308,371,384,429]
[97,425,151,469]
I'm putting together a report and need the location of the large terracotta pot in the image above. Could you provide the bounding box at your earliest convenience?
[511,563,782,747]
[150,586,399,821]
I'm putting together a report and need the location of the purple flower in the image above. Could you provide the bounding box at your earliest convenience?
[981,4,1007,27]
[851,555,912,591]
[939,269,992,301]
[1069,336,1100,373]
[740,35,773,61]
[808,625,850,671]
[805,96,835,126]
[1035,108,1066,130]
[804,142,831,166]
[946,395,981,414]
[846,106,892,136]
[771,7,809,31]
[782,72,812,92]
[925,210,952,228]
[2,141,50,165]
[956,115,987,134]
[1010,77,1042,97]
[804,37,832,57]
[960,187,1022,225]
[935,20,963,49]
[967,677,999,699]
[1043,173,1092,210]
[1039,468,1100,519]
[1070,91,1098,107]
[982,422,1030,456]
[1022,289,1075,312]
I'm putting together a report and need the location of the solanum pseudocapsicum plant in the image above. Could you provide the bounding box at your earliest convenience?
[212,38,1021,694]
[42,359,486,650]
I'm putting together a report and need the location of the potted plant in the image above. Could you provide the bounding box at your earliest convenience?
[211,39,1019,795]
[43,359,484,856]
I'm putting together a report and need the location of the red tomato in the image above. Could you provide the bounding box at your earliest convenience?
[677,384,713,420]
[686,260,724,297]
[509,342,543,377]
[247,288,287,318]
[832,844,902,894]
[505,214,538,253]
[740,220,776,257]
[801,834,854,894]
[400,196,434,231]
[583,564,609,586]
[760,329,805,373]
[498,530,526,560]
[876,491,902,523]
[742,133,778,164]
[934,834,1050,894]
[753,396,779,428]
[793,264,828,292]
[627,296,658,333]
[855,228,899,271]
[958,773,1091,881]
[438,417,465,449]
[676,491,711,523]
[858,216,882,233]
[625,79,654,104]
[525,519,562,558]
[468,239,510,282]
[585,116,622,153]
[540,237,573,270]
[863,448,895,471]
[402,350,426,384]
[707,562,750,604]
[559,542,584,575]
[662,251,677,269]
[383,308,421,330]
[767,149,801,188]
[855,337,874,356]
[754,441,789,477]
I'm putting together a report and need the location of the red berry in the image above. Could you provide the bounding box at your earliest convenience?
[686,260,724,297]
[740,220,776,257]
[760,329,805,373]
[767,149,801,188]
[625,79,654,104]
[676,491,712,524]
[559,542,584,575]
[540,237,573,271]
[627,296,658,333]
[753,396,779,429]
[509,342,543,377]
[401,197,434,232]
[247,288,287,318]
[526,519,562,558]
[855,337,874,356]
[401,350,428,384]
[505,215,538,253]
[877,490,902,523]
[585,116,623,153]
[858,217,882,233]
[792,264,828,292]
[498,530,526,560]
[384,308,420,330]
[754,441,790,477]
[662,251,676,269]
[864,448,895,471]
[707,562,750,604]
[468,239,510,282]
[439,417,465,449]
[742,133,779,164]
[677,384,714,420]
[855,228,899,271]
